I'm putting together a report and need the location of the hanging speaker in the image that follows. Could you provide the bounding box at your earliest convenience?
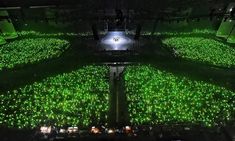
[92,24,99,40]
[134,24,142,40]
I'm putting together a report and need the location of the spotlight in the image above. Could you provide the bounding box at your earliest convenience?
[40,126,52,134]
[124,126,132,134]
[125,126,131,131]
[184,127,190,131]
[91,126,100,134]
[107,129,115,134]
[59,128,67,133]
[68,127,79,133]
[230,7,235,18]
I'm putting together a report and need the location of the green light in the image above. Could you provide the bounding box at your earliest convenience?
[0,65,110,128]
[17,31,92,37]
[0,38,70,71]
[125,65,235,127]
[141,29,216,36]
[162,37,235,68]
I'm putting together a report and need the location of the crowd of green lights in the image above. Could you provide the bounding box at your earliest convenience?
[141,29,216,36]
[0,38,69,71]
[162,37,235,68]
[125,65,235,127]
[17,31,93,37]
[0,65,109,129]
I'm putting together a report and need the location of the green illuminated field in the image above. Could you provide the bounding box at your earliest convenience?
[17,31,91,37]
[125,65,235,127]
[0,38,70,71]
[142,29,216,36]
[162,37,235,68]
[0,65,109,128]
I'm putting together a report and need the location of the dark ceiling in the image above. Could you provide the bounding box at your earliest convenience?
[0,0,233,20]
[0,0,233,9]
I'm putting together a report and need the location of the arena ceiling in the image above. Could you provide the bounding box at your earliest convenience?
[0,0,233,9]
[0,0,233,20]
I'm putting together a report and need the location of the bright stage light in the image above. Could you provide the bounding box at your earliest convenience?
[40,126,52,134]
[124,126,132,134]
[107,129,115,134]
[59,128,67,133]
[91,126,100,134]
[101,31,133,50]
[125,126,131,130]
[68,127,79,133]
